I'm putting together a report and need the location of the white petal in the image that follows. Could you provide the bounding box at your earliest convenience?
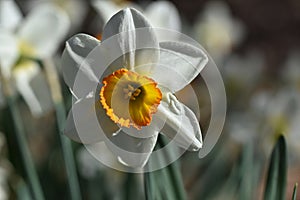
[175,84,201,120]
[149,41,208,92]
[0,31,19,78]
[102,8,159,70]
[157,93,202,151]
[145,1,181,31]
[18,4,70,58]
[61,33,100,98]
[121,114,165,139]
[13,61,53,117]
[64,92,119,143]
[0,0,22,31]
[106,130,158,168]
[85,141,125,171]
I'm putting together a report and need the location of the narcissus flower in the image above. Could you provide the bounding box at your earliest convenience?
[62,8,208,167]
[0,1,69,115]
[194,1,244,64]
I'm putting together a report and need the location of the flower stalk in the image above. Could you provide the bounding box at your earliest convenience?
[144,135,186,200]
[42,59,82,200]
[0,64,45,200]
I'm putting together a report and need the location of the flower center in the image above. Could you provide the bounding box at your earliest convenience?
[19,40,36,58]
[100,68,162,129]
[123,84,141,101]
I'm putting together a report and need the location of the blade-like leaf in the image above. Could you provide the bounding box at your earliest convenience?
[239,143,261,200]
[292,183,298,200]
[144,135,186,200]
[264,135,287,200]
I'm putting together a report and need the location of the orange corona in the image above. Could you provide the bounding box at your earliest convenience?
[100,68,162,129]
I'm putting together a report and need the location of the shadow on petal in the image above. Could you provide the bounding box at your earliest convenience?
[105,130,158,168]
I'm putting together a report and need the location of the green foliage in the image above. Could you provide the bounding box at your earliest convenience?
[292,183,298,200]
[264,135,287,200]
[144,135,186,200]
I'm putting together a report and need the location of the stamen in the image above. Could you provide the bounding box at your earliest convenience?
[123,84,142,101]
[133,88,141,97]
[100,68,162,129]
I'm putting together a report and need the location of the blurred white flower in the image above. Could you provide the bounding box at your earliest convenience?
[62,8,207,167]
[92,0,181,31]
[23,0,88,34]
[0,1,70,116]
[228,87,293,155]
[194,1,245,64]
[222,50,264,94]
[224,50,266,145]
[282,50,300,86]
[227,112,260,144]
[0,0,22,31]
[263,88,300,155]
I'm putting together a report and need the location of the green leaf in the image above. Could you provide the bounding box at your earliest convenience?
[6,96,45,200]
[16,181,33,200]
[42,59,82,200]
[144,171,156,200]
[264,135,287,200]
[144,135,186,200]
[239,143,260,200]
[292,183,298,200]
[123,173,143,200]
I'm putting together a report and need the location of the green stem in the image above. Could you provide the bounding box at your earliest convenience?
[144,172,155,200]
[43,59,82,200]
[0,64,45,200]
[292,183,298,200]
[158,136,186,200]
[144,135,187,200]
[7,94,45,200]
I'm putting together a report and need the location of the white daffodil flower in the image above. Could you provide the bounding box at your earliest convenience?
[194,1,244,64]
[23,0,88,34]
[0,1,70,116]
[62,8,208,168]
[92,0,181,31]
[0,0,22,31]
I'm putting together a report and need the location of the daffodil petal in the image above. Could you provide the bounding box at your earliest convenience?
[106,130,158,168]
[62,33,100,98]
[13,61,53,117]
[81,143,124,174]
[18,4,70,58]
[148,41,208,93]
[121,114,166,138]
[145,1,181,31]
[65,92,119,143]
[0,31,19,78]
[0,0,22,31]
[157,93,202,151]
[102,8,159,70]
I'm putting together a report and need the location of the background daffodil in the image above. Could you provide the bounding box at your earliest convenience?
[0,1,70,116]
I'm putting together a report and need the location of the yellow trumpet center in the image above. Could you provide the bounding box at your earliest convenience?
[123,84,141,100]
[100,68,162,129]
